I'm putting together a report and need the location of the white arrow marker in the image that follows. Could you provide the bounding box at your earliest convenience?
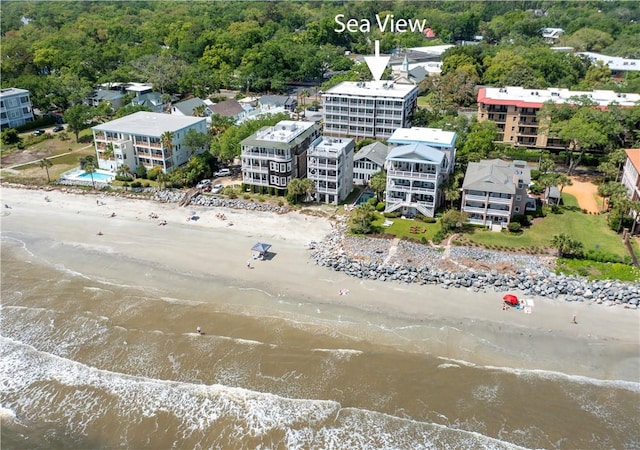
[364,40,390,82]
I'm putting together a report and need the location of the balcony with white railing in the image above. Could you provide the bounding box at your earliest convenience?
[487,196,512,205]
[486,207,510,217]
[387,169,437,181]
[462,205,487,215]
[464,193,488,202]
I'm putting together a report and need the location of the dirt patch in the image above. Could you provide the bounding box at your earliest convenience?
[562,177,601,213]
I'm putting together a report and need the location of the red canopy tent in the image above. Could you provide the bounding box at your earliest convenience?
[503,294,519,306]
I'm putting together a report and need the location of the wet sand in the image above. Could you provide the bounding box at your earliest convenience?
[2,186,639,381]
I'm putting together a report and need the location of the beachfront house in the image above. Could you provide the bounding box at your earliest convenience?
[384,143,450,218]
[461,159,534,229]
[322,80,418,140]
[388,126,457,171]
[353,141,389,186]
[240,120,321,195]
[1,88,35,130]
[91,112,207,174]
[476,86,640,150]
[307,136,355,205]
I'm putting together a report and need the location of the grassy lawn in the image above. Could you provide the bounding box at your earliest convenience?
[417,96,431,108]
[556,258,640,282]
[2,128,96,185]
[458,194,627,259]
[371,215,441,241]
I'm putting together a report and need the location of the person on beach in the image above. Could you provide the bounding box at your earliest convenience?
[196,326,202,334]
[247,260,253,269]
[572,315,577,324]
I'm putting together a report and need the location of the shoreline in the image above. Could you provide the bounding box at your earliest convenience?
[1,185,639,381]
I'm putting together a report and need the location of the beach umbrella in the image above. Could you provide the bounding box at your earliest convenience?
[503,294,519,305]
[251,242,272,258]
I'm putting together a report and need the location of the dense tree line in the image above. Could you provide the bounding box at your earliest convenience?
[2,1,639,111]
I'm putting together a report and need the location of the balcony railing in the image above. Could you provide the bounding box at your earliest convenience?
[241,150,291,161]
[388,169,437,181]
[487,196,511,204]
[243,165,269,174]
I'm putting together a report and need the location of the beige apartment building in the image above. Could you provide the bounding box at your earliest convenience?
[477,86,640,150]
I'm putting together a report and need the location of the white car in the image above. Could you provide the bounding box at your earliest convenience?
[211,184,223,194]
[214,168,231,177]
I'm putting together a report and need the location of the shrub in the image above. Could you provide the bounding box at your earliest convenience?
[135,165,148,179]
[383,211,401,218]
[432,229,446,245]
[507,222,522,233]
[243,194,250,200]
[258,195,265,202]
[376,202,385,211]
[414,213,426,222]
[130,181,142,188]
[421,236,428,244]
[278,200,284,207]
[423,217,437,223]
[147,166,162,181]
[511,214,529,226]
[142,182,150,188]
[115,175,134,182]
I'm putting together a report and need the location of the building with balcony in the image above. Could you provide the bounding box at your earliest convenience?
[388,127,457,174]
[461,159,533,228]
[307,137,355,205]
[322,81,418,140]
[91,112,207,174]
[622,149,640,202]
[1,88,35,130]
[241,120,321,194]
[384,143,449,218]
[477,86,640,150]
[353,141,389,186]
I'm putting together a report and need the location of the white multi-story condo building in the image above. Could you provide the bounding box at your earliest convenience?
[92,112,207,174]
[461,159,534,228]
[241,120,321,194]
[1,88,35,130]
[307,137,355,204]
[353,141,389,186]
[388,127,457,174]
[477,86,640,149]
[622,149,640,202]
[322,81,418,139]
[384,143,449,218]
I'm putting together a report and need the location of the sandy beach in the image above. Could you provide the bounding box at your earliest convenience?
[2,185,639,381]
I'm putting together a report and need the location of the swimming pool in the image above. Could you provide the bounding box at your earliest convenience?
[355,191,375,205]
[67,169,115,183]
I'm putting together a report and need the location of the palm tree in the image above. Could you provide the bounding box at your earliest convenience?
[156,171,170,190]
[85,162,97,189]
[193,105,206,117]
[39,158,53,183]
[117,163,130,177]
[160,131,174,154]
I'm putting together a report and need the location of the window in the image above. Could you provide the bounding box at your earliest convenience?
[514,207,520,212]
[516,195,522,201]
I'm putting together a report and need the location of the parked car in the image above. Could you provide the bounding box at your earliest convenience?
[211,184,223,194]
[214,168,231,177]
[32,129,45,136]
[196,179,211,189]
[52,125,64,132]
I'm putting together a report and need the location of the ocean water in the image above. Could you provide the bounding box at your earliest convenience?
[2,236,639,449]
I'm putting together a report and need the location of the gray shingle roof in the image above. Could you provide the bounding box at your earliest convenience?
[173,98,206,116]
[462,160,517,194]
[354,142,389,166]
[209,99,244,117]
